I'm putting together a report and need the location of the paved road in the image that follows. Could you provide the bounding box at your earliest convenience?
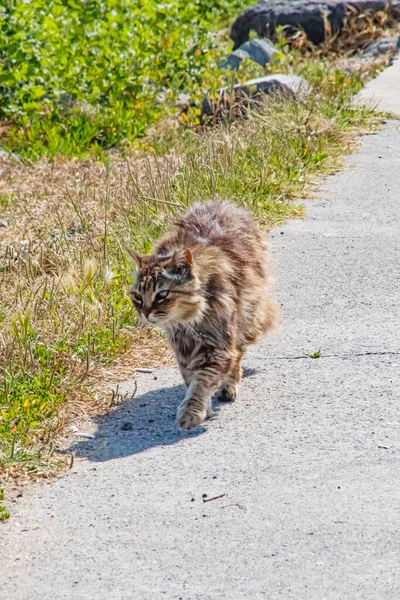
[1,128,400,598]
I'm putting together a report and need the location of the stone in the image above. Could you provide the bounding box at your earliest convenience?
[224,38,278,70]
[362,35,400,57]
[201,74,312,121]
[230,0,400,49]
[121,422,133,431]
[0,147,21,161]
[0,220,8,228]
[236,74,312,96]
[175,93,191,110]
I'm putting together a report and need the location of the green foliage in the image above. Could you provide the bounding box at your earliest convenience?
[0,488,10,520]
[0,0,248,158]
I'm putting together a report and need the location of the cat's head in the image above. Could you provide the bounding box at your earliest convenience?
[128,248,205,327]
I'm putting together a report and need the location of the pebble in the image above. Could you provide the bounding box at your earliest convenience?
[0,220,8,228]
[121,422,133,431]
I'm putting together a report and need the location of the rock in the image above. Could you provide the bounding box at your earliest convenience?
[0,147,21,161]
[236,74,312,96]
[121,422,133,431]
[175,93,191,110]
[201,74,311,121]
[362,35,400,57]
[342,34,400,72]
[231,0,400,49]
[0,220,8,228]
[224,38,278,70]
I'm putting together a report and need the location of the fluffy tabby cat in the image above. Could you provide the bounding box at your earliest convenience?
[129,201,276,429]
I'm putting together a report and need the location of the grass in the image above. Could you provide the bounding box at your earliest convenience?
[0,49,384,481]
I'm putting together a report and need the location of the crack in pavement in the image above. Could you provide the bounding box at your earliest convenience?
[268,350,400,361]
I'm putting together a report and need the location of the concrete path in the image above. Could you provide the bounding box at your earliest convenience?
[356,55,400,116]
[1,128,400,598]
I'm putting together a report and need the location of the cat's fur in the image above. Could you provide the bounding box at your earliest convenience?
[129,200,276,429]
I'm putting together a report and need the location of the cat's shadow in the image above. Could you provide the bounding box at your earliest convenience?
[70,368,259,462]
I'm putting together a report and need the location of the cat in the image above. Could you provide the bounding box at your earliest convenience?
[128,200,277,429]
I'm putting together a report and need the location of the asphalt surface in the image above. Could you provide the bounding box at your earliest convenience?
[1,119,400,598]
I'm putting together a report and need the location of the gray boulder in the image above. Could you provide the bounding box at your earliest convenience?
[225,38,278,70]
[175,92,191,110]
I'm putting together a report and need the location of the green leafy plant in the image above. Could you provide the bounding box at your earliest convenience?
[0,0,251,158]
[307,349,322,359]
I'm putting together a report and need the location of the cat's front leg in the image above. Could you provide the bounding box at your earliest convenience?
[177,374,218,430]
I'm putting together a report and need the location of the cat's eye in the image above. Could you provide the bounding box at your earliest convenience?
[131,292,142,305]
[155,290,169,303]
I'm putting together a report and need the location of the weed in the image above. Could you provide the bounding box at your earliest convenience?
[279,5,400,56]
[0,487,10,520]
[307,350,322,359]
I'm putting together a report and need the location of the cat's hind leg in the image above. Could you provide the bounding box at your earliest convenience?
[216,349,243,402]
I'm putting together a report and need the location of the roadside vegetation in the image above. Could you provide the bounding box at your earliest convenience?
[0,0,249,159]
[0,0,394,480]
[0,0,394,158]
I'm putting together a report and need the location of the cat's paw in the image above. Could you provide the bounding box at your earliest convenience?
[177,401,207,430]
[216,384,237,402]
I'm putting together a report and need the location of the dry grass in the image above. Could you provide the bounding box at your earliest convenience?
[0,152,181,246]
[0,150,185,479]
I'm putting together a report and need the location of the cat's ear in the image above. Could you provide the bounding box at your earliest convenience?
[184,249,193,266]
[172,248,193,268]
[127,248,145,268]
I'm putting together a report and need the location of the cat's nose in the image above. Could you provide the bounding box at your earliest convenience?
[142,308,152,318]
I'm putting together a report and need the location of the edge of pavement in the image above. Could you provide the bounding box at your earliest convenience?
[355,55,400,115]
